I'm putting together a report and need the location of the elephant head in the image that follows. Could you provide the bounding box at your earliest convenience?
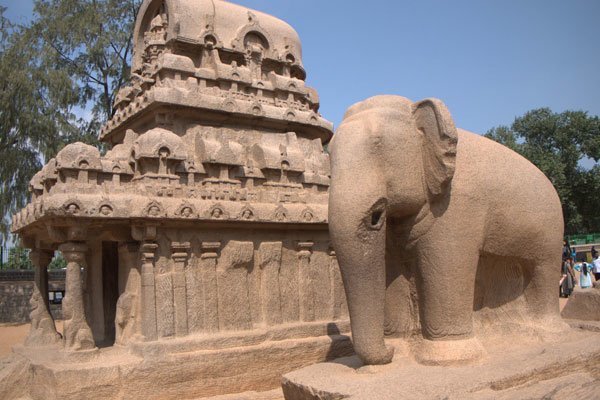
[328,95,458,365]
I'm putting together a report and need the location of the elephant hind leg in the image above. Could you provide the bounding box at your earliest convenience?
[522,256,568,332]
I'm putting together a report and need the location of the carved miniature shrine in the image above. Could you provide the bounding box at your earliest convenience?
[9,1,349,397]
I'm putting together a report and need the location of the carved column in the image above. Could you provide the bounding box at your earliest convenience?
[115,242,140,345]
[258,242,283,326]
[200,242,220,332]
[217,241,254,331]
[297,241,315,322]
[25,249,61,346]
[186,252,203,333]
[140,242,158,341]
[171,242,190,337]
[59,242,95,351]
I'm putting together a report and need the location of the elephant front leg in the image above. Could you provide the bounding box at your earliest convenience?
[414,244,485,365]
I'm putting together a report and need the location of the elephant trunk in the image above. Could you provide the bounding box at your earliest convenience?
[330,210,394,365]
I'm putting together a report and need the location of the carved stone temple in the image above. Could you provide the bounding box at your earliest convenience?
[7,1,350,398]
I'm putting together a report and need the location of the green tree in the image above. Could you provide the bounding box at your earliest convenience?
[486,108,600,234]
[0,0,141,242]
[48,252,67,270]
[5,247,33,270]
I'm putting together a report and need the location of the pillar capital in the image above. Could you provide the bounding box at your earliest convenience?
[140,243,158,264]
[29,248,54,268]
[58,242,88,263]
[171,242,191,263]
[119,241,140,253]
[296,241,314,259]
[200,241,221,259]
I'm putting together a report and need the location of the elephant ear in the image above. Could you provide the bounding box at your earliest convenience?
[412,98,458,199]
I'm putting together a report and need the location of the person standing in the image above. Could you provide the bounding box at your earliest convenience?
[561,258,576,297]
[579,262,592,289]
[563,240,572,261]
[592,254,600,282]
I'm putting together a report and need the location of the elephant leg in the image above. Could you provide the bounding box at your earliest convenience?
[413,240,485,365]
[523,255,568,332]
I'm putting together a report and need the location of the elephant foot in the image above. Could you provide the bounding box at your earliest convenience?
[413,336,485,366]
[356,342,395,366]
[526,315,571,340]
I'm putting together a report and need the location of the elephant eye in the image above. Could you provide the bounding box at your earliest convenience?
[370,210,385,230]
[371,211,383,226]
[362,198,387,232]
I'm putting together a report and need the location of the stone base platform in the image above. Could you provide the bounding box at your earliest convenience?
[282,325,600,400]
[0,321,351,400]
[561,286,600,321]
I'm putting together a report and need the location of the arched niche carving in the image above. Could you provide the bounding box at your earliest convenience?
[231,13,276,60]
[132,0,175,72]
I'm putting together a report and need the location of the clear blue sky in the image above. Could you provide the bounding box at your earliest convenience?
[2,0,600,138]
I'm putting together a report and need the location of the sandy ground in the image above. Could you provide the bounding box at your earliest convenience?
[0,323,30,357]
[0,321,63,357]
[0,299,571,359]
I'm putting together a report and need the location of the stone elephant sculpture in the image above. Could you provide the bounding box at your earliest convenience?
[328,95,564,366]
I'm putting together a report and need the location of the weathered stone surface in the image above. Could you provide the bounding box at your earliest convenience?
[60,242,95,351]
[561,286,600,321]
[328,95,565,366]
[218,241,254,331]
[258,242,283,326]
[282,329,600,400]
[5,0,349,397]
[1,321,353,400]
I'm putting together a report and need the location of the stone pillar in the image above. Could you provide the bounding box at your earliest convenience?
[140,242,158,341]
[258,242,283,326]
[186,253,203,333]
[59,242,95,351]
[297,241,315,322]
[217,241,254,331]
[155,263,174,338]
[200,242,220,332]
[25,249,61,346]
[86,240,104,344]
[115,242,140,345]
[171,242,190,337]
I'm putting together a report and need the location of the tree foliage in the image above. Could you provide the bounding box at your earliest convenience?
[1,246,65,270]
[486,108,600,235]
[0,0,141,242]
[4,246,33,270]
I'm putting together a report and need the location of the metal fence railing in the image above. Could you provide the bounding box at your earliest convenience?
[0,246,8,269]
[567,233,600,246]
[0,246,32,270]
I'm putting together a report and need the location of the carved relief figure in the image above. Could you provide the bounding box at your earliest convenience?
[99,204,113,216]
[66,203,80,214]
[211,207,224,219]
[149,206,161,216]
[329,95,564,366]
[274,205,288,222]
[25,288,61,346]
[115,292,136,345]
[301,208,314,222]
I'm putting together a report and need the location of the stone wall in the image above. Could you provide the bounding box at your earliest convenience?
[0,270,65,323]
